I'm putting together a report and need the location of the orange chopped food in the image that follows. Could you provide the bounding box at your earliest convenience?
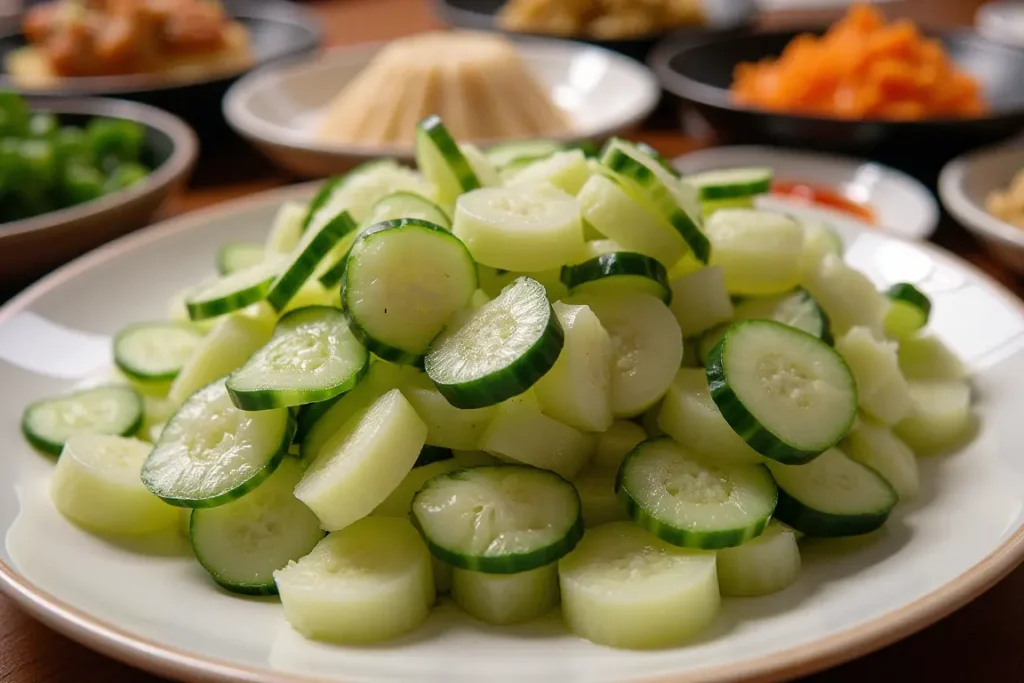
[730,4,987,120]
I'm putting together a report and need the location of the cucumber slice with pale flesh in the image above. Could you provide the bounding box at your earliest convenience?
[884,282,931,340]
[590,420,647,472]
[365,191,450,230]
[168,314,272,405]
[416,115,480,206]
[708,320,857,464]
[685,167,773,201]
[373,457,462,518]
[142,378,294,508]
[834,326,912,425]
[486,140,564,169]
[226,306,369,410]
[411,465,583,573]
[669,265,734,338]
[897,333,966,381]
[716,520,801,597]
[274,517,434,644]
[706,209,803,296]
[573,466,628,528]
[22,385,143,456]
[802,253,887,338]
[266,209,356,312]
[507,149,591,195]
[452,562,559,625]
[894,380,974,456]
[617,438,777,549]
[400,371,496,450]
[51,434,179,535]
[307,160,436,228]
[114,323,204,383]
[561,252,671,304]
[217,242,266,275]
[558,521,720,650]
[266,201,307,254]
[184,258,283,322]
[190,458,324,595]
[844,418,919,500]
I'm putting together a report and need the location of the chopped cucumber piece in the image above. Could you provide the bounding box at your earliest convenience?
[190,459,324,595]
[716,520,800,596]
[561,252,671,304]
[274,517,434,643]
[51,434,178,535]
[797,214,844,276]
[226,306,369,410]
[411,465,583,573]
[373,457,462,518]
[217,242,266,275]
[113,323,204,385]
[266,201,307,254]
[590,420,647,471]
[669,266,734,338]
[452,562,559,625]
[686,167,772,201]
[168,314,272,404]
[425,277,564,409]
[400,371,496,450]
[507,149,591,195]
[708,319,857,464]
[802,253,887,337]
[486,139,564,169]
[22,385,143,456]
[184,258,282,322]
[365,191,451,230]
[416,115,480,206]
[574,465,628,527]
[894,380,974,456]
[884,283,931,340]
[142,379,294,508]
[768,448,897,537]
[308,160,436,227]
[835,326,912,425]
[266,209,355,312]
[844,418,919,500]
[897,333,966,381]
[617,438,777,549]
[344,219,478,363]
[705,209,803,296]
[461,143,503,187]
[558,521,719,649]
[631,140,681,178]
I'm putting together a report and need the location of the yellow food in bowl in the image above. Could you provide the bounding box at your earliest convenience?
[986,169,1024,230]
[498,0,704,40]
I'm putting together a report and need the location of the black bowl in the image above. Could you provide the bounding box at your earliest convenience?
[0,0,321,144]
[650,28,1024,176]
[435,0,758,63]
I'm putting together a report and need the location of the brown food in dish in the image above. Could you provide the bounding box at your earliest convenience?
[497,0,704,40]
[986,169,1024,230]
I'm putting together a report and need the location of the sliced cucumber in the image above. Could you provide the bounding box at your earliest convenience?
[142,378,294,508]
[113,323,204,384]
[884,283,931,340]
[835,326,913,425]
[897,333,967,381]
[894,380,974,456]
[307,160,436,228]
[411,465,583,573]
[266,209,356,312]
[669,266,734,338]
[50,434,179,535]
[343,219,478,363]
[507,149,591,195]
[416,115,480,206]
[797,214,844,271]
[716,520,801,597]
[802,253,887,337]
[295,389,426,531]
[425,277,564,409]
[184,258,283,322]
[573,466,628,527]
[217,242,266,275]
[590,420,647,472]
[274,517,434,644]
[486,139,564,169]
[768,448,897,537]
[705,209,803,296]
[365,191,451,230]
[708,320,857,464]
[190,458,324,595]
[461,143,502,188]
[631,140,681,178]
[452,562,559,625]
[453,182,584,272]
[685,167,773,201]
[22,385,143,456]
[571,291,682,418]
[561,252,671,304]
[266,201,307,254]
[617,438,777,549]
[226,307,369,411]
[844,418,919,500]
[558,521,719,650]
[400,371,496,450]
[533,302,613,433]
[373,457,462,518]
[168,314,273,405]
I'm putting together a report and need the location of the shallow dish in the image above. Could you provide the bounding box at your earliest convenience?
[976,1,1024,49]
[939,142,1024,273]
[0,97,197,292]
[3,184,1024,682]
[674,145,940,240]
[223,39,661,176]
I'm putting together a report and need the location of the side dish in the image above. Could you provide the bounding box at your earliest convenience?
[498,0,704,40]
[985,167,1024,230]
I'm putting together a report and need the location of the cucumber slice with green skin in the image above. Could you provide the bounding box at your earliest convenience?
[306,160,437,228]
[190,458,325,595]
[894,380,974,456]
[433,556,454,594]
[616,438,777,549]
[411,465,584,574]
[884,283,932,340]
[461,143,502,188]
[400,371,496,450]
[632,140,681,178]
[561,252,671,304]
[835,326,912,425]
[425,277,564,410]
[453,182,584,273]
[768,448,897,537]
[507,149,591,195]
[716,520,801,597]
[274,517,434,644]
[601,145,710,264]
[267,201,307,254]
[415,444,454,467]
[416,115,480,206]
[897,333,966,381]
[113,323,204,384]
[315,228,363,290]
[141,379,294,508]
[452,562,559,625]
[226,306,369,411]
[708,319,857,464]
[343,219,478,364]
[185,259,283,322]
[570,291,683,418]
[797,215,843,277]
[669,265,734,338]
[573,466,628,527]
[486,140,564,169]
[266,210,356,312]
[590,420,647,472]
[295,389,426,531]
[578,173,687,267]
[365,191,451,230]
[295,395,342,442]
[303,176,344,231]
[706,209,804,296]
[168,314,273,405]
[22,385,144,456]
[50,434,179,535]
[372,457,462,518]
[558,521,720,650]
[685,167,773,201]
[217,242,266,275]
[844,418,919,500]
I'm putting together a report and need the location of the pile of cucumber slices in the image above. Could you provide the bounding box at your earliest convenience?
[22,115,976,650]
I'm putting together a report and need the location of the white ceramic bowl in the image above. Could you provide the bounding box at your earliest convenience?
[674,145,940,241]
[939,142,1024,273]
[976,1,1024,48]
[223,39,660,177]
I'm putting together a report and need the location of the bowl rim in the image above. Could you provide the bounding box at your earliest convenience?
[648,26,1024,125]
[939,141,1024,250]
[0,97,199,240]
[0,0,322,96]
[222,37,662,158]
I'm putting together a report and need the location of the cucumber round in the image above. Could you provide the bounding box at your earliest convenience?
[415,115,480,205]
[365,191,451,230]
[22,385,144,456]
[884,282,932,340]
[184,258,282,321]
[451,563,559,625]
[266,209,356,312]
[561,252,671,304]
[716,520,801,596]
[685,167,773,201]
[114,323,204,384]
[217,242,266,275]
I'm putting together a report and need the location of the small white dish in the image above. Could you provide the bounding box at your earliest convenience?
[939,142,1024,273]
[223,39,660,177]
[674,145,940,241]
[976,1,1024,48]
[3,185,1024,683]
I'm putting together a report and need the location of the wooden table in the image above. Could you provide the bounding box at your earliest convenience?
[3,1,1023,681]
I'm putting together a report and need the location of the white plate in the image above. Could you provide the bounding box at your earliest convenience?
[223,40,660,177]
[3,185,1024,683]
[977,1,1024,48]
[674,146,940,241]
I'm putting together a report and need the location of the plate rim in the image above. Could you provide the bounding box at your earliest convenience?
[2,183,1024,683]
[938,142,1024,250]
